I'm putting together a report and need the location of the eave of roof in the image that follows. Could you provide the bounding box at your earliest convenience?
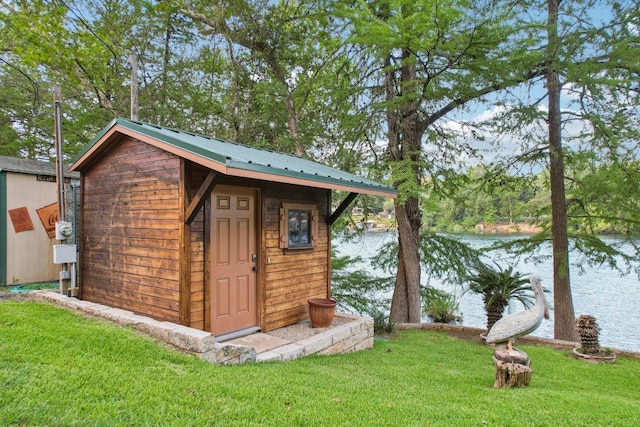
[0,155,80,178]
[70,118,397,198]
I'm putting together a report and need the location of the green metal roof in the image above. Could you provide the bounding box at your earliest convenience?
[71,118,396,197]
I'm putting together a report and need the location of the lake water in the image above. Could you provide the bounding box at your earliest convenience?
[334,232,640,353]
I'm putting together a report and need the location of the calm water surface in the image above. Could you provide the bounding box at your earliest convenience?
[334,232,640,353]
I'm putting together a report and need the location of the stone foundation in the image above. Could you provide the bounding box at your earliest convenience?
[257,314,374,362]
[29,291,373,365]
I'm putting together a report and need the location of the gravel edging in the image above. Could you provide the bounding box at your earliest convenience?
[265,315,355,342]
[0,291,20,302]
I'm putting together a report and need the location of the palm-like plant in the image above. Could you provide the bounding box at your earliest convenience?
[465,262,535,331]
[575,314,601,354]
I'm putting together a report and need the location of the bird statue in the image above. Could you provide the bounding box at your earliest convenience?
[485,274,549,353]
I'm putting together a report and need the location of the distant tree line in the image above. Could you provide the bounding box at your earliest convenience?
[422,163,640,237]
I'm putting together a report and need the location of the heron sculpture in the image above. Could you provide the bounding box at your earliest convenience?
[485,274,549,353]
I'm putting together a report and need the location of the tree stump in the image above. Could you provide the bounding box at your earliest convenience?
[492,347,532,388]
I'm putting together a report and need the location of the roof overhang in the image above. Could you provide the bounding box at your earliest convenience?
[70,119,397,198]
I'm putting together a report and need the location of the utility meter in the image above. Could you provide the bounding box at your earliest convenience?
[55,221,73,240]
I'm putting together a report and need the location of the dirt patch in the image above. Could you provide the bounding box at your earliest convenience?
[443,328,487,345]
[0,291,18,302]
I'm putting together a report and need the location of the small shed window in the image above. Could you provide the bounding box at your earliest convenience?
[280,203,318,249]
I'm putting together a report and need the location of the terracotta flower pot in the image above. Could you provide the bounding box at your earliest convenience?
[308,298,337,328]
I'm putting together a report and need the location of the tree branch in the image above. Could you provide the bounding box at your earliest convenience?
[418,65,548,134]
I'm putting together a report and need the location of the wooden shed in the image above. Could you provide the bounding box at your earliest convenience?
[0,156,80,286]
[69,118,395,338]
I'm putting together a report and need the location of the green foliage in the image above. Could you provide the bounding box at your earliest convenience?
[464,261,534,330]
[390,155,423,203]
[421,287,461,323]
[423,166,550,233]
[1,0,639,337]
[419,159,640,281]
[331,249,394,316]
[373,312,396,335]
[567,161,640,237]
[372,232,481,284]
[8,282,57,293]
[496,231,640,280]
[2,302,640,426]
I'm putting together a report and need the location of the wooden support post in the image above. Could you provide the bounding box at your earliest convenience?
[185,171,219,225]
[327,192,358,225]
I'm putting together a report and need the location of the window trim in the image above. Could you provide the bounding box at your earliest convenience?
[279,203,318,250]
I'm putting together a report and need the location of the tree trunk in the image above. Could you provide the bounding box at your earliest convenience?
[493,347,532,388]
[283,94,303,157]
[547,0,577,341]
[493,358,532,388]
[225,36,240,142]
[486,298,506,331]
[386,47,423,324]
[390,202,422,323]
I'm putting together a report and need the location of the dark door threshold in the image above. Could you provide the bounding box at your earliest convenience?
[215,326,262,343]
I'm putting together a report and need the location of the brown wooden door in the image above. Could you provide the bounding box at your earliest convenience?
[210,187,257,336]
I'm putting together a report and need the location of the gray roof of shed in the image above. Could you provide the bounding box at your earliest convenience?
[0,155,80,178]
[70,118,396,197]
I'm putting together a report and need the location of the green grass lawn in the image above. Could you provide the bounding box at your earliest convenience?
[1,301,638,426]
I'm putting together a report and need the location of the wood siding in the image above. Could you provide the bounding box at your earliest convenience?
[79,140,332,333]
[80,137,181,322]
[261,183,330,331]
[186,164,208,330]
[181,173,331,333]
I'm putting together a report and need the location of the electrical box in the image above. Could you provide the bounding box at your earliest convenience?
[55,221,73,240]
[53,244,77,264]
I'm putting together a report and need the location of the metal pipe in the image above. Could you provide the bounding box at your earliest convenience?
[130,53,139,120]
[54,84,65,222]
[54,85,69,296]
